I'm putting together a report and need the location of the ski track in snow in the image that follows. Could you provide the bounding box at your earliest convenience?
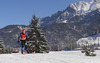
[0,51,100,63]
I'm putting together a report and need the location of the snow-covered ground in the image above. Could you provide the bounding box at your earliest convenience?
[0,50,100,63]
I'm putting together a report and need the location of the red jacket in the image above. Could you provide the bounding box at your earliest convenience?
[18,32,28,40]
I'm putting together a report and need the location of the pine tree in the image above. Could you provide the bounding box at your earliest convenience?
[81,45,96,56]
[0,38,4,54]
[27,15,49,53]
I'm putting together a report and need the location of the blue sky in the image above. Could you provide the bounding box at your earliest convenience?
[0,0,91,28]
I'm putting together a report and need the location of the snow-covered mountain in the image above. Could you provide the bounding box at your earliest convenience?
[69,0,100,15]
[41,0,100,24]
[42,0,100,50]
[77,33,100,46]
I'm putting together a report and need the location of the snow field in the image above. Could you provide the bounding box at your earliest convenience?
[0,50,100,63]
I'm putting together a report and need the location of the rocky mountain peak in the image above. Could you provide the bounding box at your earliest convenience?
[68,0,100,15]
[92,0,100,3]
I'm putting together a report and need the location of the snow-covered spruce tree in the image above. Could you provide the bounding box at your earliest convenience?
[81,45,96,56]
[0,38,13,54]
[27,15,49,53]
[4,46,13,54]
[0,38,4,54]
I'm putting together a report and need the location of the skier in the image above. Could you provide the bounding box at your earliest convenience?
[17,29,28,54]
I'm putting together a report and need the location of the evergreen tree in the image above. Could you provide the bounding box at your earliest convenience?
[81,45,96,56]
[0,38,12,54]
[27,15,49,53]
[0,38,4,54]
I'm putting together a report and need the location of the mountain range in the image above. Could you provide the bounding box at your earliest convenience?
[0,0,100,50]
[41,0,100,25]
